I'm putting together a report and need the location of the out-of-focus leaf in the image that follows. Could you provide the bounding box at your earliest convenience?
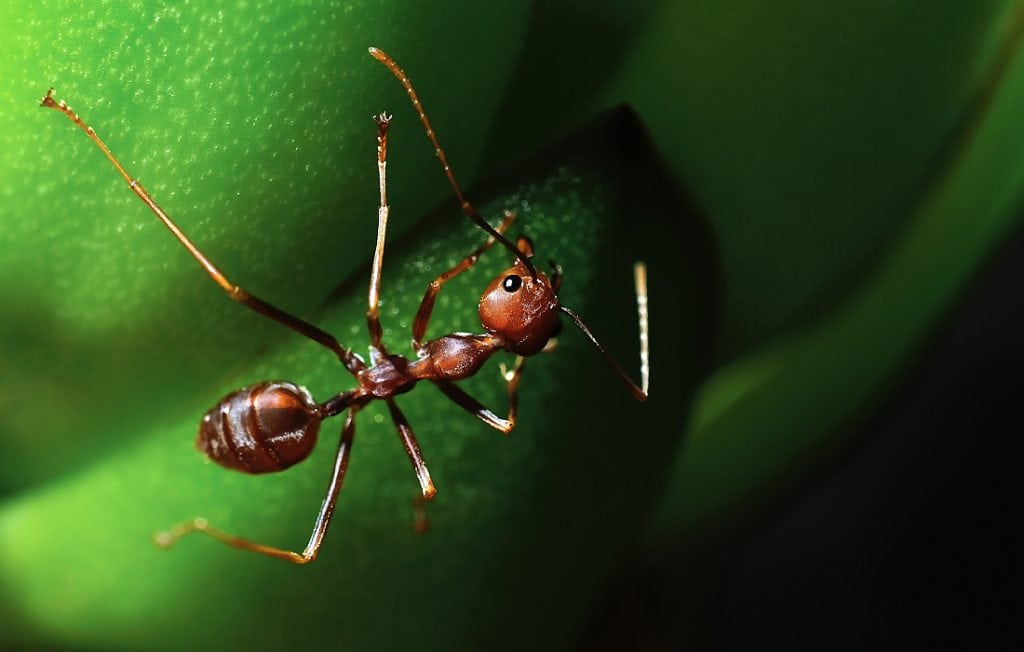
[650,5,1024,550]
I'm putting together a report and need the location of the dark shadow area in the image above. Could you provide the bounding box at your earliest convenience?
[577,211,1024,649]
[479,0,656,174]
[757,0,1024,366]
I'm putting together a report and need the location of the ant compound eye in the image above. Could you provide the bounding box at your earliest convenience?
[502,274,523,293]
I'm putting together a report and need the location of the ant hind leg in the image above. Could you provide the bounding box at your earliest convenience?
[154,409,359,564]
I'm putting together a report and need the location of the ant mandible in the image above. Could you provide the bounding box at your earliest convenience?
[40,46,649,564]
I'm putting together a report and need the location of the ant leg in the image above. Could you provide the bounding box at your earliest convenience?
[40,90,362,375]
[154,408,359,564]
[367,48,536,278]
[431,354,525,435]
[366,113,392,358]
[412,494,431,534]
[499,355,526,429]
[387,399,437,499]
[412,210,517,349]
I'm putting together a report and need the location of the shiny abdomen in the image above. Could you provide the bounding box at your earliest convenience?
[196,381,321,474]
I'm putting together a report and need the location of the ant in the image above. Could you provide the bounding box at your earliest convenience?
[40,46,649,564]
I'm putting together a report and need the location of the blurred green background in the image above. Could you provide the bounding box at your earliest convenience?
[1,0,1022,649]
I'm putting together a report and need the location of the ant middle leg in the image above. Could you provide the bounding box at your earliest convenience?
[387,399,437,500]
[412,209,517,349]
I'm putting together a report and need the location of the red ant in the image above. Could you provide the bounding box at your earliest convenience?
[40,47,649,563]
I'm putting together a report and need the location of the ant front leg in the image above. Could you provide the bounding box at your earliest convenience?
[412,209,517,350]
[366,113,393,358]
[432,355,524,436]
[155,409,359,564]
[498,355,526,429]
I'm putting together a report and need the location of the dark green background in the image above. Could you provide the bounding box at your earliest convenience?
[1,1,1022,649]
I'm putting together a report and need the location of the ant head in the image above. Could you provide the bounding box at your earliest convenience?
[479,237,563,356]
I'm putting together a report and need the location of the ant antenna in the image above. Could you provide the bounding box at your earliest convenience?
[367,46,538,279]
[560,262,650,401]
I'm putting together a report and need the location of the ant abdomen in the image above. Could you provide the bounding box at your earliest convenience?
[196,381,322,474]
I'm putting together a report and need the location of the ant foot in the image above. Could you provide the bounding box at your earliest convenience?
[40,87,58,108]
[152,516,209,549]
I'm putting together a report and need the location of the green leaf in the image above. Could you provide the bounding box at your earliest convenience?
[0,0,536,488]
[0,106,710,648]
